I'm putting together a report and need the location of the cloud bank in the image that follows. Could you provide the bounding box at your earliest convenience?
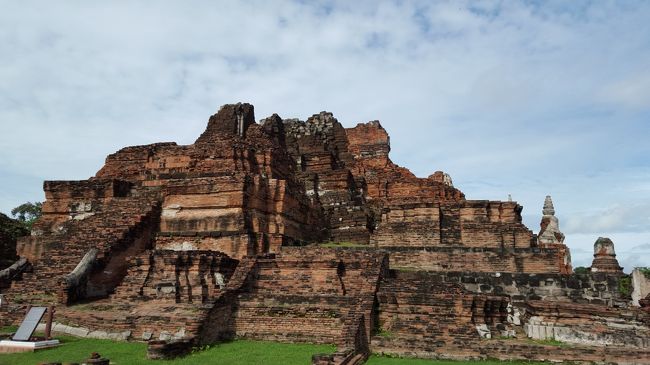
[1,1,649,271]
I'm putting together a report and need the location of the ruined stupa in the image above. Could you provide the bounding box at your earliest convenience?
[537,195,565,246]
[537,195,572,273]
[591,237,624,274]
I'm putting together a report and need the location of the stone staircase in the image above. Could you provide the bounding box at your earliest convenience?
[48,249,243,342]
[3,194,161,308]
[230,249,386,346]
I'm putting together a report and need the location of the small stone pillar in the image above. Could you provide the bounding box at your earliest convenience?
[590,237,623,274]
[631,268,650,306]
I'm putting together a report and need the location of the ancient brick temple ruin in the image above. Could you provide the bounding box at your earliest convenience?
[1,103,649,364]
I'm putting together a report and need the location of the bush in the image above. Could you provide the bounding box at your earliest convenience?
[573,266,590,275]
[11,201,42,229]
[0,213,29,241]
[618,276,632,297]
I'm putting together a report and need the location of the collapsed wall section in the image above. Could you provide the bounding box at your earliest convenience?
[386,247,566,273]
[402,270,630,307]
[231,248,387,344]
[523,300,650,347]
[198,248,388,350]
[283,113,370,244]
[32,179,133,236]
[112,250,239,305]
[372,201,533,249]
[371,270,484,360]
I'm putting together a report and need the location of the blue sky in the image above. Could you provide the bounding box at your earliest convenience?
[0,1,648,270]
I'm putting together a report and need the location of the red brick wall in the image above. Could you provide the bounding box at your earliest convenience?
[372,271,482,359]
[387,247,563,273]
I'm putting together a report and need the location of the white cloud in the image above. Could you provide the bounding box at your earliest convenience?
[563,202,650,235]
[0,1,649,270]
[599,72,650,110]
[619,243,650,271]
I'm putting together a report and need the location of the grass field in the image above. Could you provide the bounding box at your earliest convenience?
[0,335,336,365]
[0,340,553,365]
[0,327,548,365]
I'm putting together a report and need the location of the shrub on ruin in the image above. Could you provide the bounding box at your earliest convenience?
[618,276,632,297]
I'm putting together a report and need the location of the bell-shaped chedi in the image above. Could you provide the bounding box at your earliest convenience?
[590,237,624,274]
[537,195,565,246]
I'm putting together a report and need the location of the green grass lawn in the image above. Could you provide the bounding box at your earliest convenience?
[0,327,549,365]
[0,335,335,365]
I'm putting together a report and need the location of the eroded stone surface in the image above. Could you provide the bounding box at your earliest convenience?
[633,268,650,307]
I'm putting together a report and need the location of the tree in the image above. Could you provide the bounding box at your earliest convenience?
[0,212,28,268]
[0,213,29,240]
[573,266,590,275]
[11,201,42,229]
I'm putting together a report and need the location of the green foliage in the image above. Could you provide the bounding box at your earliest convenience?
[0,213,29,268]
[0,337,335,365]
[618,276,632,297]
[0,326,18,333]
[526,338,568,348]
[11,201,42,229]
[0,213,29,241]
[377,327,393,338]
[573,266,590,275]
